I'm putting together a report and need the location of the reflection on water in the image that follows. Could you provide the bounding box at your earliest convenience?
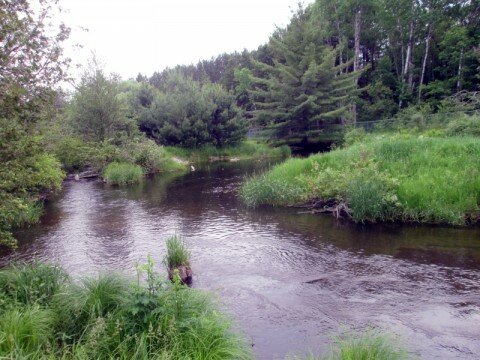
[3,160,480,360]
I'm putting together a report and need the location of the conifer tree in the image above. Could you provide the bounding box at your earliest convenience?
[248,6,360,142]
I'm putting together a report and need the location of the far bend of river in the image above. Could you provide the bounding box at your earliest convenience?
[2,160,480,359]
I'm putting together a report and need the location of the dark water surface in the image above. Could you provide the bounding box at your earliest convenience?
[3,160,480,359]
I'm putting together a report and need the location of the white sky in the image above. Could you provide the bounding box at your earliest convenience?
[60,0,314,80]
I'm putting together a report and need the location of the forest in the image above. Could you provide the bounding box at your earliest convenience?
[0,0,479,358]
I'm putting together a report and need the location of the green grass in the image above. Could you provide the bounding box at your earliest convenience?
[298,331,409,360]
[165,140,291,162]
[0,262,251,359]
[164,235,190,269]
[103,162,144,186]
[241,135,480,225]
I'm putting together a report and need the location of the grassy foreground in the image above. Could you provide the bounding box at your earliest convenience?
[241,135,480,225]
[166,140,291,163]
[0,262,251,359]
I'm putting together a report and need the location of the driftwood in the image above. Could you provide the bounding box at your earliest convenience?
[295,199,352,219]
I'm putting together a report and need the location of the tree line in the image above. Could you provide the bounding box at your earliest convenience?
[139,0,479,143]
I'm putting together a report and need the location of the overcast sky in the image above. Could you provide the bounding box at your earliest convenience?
[60,0,314,80]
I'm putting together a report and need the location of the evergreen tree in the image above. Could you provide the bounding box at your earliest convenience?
[249,6,359,142]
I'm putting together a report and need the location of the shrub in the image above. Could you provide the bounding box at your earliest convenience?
[445,114,480,137]
[103,162,144,185]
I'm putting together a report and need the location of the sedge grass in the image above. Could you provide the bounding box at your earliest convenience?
[164,235,190,269]
[103,162,144,186]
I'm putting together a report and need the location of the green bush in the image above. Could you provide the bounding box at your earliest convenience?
[445,114,480,137]
[0,118,64,247]
[103,162,144,186]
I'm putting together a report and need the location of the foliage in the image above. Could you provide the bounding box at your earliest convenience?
[0,0,71,123]
[103,162,144,186]
[0,119,64,247]
[241,135,480,225]
[0,262,251,359]
[164,235,190,269]
[248,5,359,143]
[68,62,137,143]
[0,262,68,308]
[445,114,480,137]
[136,73,246,148]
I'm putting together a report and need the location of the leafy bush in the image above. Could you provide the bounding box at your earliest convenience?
[445,114,480,137]
[103,162,144,186]
[0,118,64,247]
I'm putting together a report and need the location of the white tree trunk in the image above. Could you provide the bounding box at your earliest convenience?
[418,26,431,101]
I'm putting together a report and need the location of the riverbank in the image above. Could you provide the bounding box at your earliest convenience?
[165,140,291,163]
[0,262,251,359]
[241,134,480,225]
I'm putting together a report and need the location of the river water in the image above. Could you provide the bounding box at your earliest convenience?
[2,160,480,359]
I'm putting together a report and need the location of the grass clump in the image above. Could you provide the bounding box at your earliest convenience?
[103,162,144,186]
[164,235,190,269]
[325,331,409,360]
[241,135,480,225]
[0,261,251,359]
[299,330,409,360]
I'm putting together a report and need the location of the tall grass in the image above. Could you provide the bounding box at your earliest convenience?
[0,262,251,359]
[325,331,409,360]
[298,331,409,360]
[103,162,144,186]
[164,235,190,269]
[241,135,480,225]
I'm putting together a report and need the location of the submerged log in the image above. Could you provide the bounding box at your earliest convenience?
[168,265,193,285]
[295,199,352,219]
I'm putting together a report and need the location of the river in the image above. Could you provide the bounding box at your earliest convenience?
[2,160,480,359]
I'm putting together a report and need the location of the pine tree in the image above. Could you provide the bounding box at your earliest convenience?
[248,6,360,143]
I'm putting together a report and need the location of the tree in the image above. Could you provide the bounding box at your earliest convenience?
[0,0,71,122]
[137,73,245,148]
[69,62,135,142]
[249,5,359,143]
[0,0,70,246]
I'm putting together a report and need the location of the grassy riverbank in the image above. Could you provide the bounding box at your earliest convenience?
[0,262,251,359]
[241,135,480,225]
[165,140,291,163]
